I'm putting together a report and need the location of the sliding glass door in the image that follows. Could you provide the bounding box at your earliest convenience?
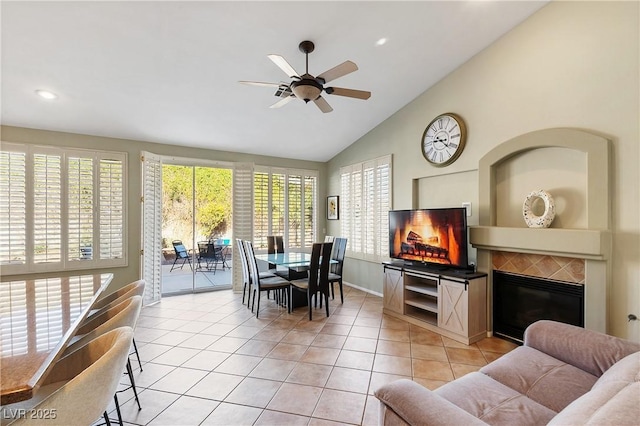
[161,163,233,295]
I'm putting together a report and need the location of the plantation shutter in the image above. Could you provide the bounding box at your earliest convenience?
[33,150,63,265]
[0,147,27,267]
[99,156,125,260]
[287,175,302,248]
[271,172,286,241]
[141,151,162,305]
[233,162,254,292]
[304,176,316,247]
[340,155,392,262]
[67,156,94,262]
[1,143,126,275]
[340,167,351,251]
[253,172,269,249]
[377,159,392,259]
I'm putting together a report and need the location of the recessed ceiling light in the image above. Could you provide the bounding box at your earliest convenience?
[375,38,388,46]
[35,90,58,100]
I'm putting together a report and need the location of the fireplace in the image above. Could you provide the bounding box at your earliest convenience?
[493,271,584,342]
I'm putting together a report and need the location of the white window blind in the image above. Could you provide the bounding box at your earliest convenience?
[253,167,317,250]
[141,151,163,306]
[0,142,127,275]
[232,162,254,292]
[340,155,392,262]
[0,150,27,265]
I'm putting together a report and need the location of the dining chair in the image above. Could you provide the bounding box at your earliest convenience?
[236,238,252,307]
[87,279,146,371]
[2,327,134,426]
[65,296,144,424]
[237,239,276,308]
[266,235,282,272]
[244,240,290,318]
[289,241,332,320]
[170,240,192,272]
[328,237,348,304]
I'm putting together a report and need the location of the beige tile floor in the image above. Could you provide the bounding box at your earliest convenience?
[113,285,517,425]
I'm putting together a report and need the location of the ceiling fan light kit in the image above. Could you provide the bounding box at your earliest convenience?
[240,40,371,113]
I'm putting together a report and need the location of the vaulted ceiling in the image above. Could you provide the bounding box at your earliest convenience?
[1,1,548,161]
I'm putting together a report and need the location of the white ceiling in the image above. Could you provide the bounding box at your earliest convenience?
[1,1,548,162]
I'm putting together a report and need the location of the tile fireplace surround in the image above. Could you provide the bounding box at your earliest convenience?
[469,128,611,334]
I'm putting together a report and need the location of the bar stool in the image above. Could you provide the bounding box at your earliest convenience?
[2,327,134,426]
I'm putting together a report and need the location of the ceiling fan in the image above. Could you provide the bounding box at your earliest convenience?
[240,40,371,113]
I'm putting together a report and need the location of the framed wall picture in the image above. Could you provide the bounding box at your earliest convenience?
[327,196,339,220]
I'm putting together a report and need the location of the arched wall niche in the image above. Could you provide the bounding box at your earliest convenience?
[478,128,610,229]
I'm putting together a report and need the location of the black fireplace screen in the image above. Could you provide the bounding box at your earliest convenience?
[493,271,584,342]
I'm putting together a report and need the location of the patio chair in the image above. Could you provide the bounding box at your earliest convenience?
[170,240,193,272]
[197,240,225,273]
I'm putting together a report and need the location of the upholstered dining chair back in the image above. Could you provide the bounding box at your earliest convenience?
[244,240,290,317]
[92,279,146,311]
[89,279,146,319]
[288,242,332,320]
[328,238,348,303]
[5,327,134,426]
[236,238,251,305]
[65,295,142,356]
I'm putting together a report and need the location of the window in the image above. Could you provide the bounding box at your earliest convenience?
[254,167,317,250]
[0,142,127,274]
[340,155,392,262]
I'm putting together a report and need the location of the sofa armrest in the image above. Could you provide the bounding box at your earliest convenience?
[374,379,488,426]
[524,320,640,377]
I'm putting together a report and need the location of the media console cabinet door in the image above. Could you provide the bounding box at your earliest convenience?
[383,268,404,314]
[438,278,469,336]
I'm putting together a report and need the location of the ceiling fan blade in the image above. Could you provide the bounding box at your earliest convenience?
[317,60,358,84]
[325,87,371,100]
[239,81,281,88]
[268,54,300,78]
[313,96,333,113]
[269,95,295,109]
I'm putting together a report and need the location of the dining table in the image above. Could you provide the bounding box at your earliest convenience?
[0,273,113,405]
[254,252,338,308]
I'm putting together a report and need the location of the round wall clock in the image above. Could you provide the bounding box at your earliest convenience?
[421,113,467,167]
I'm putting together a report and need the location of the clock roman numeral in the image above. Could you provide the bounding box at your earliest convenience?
[450,133,460,139]
[449,143,458,149]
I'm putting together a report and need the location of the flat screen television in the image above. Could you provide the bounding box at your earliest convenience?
[389,207,469,269]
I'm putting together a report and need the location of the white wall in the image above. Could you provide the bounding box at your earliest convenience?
[327,1,639,340]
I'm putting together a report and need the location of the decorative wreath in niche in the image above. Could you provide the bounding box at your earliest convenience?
[522,189,556,228]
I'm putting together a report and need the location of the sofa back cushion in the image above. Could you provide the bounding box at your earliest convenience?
[593,351,640,389]
[524,321,640,377]
[548,352,640,425]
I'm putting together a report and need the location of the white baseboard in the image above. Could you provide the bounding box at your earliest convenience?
[344,281,383,298]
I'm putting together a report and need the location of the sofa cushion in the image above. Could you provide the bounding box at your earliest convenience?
[435,372,557,425]
[480,346,598,412]
[593,351,640,389]
[548,381,640,425]
[548,352,639,425]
